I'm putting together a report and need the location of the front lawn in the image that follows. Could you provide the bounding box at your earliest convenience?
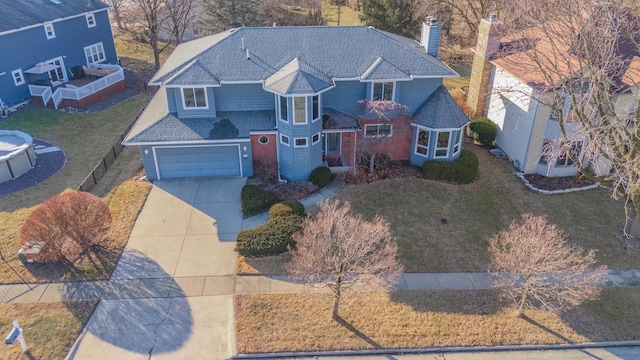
[235,287,640,353]
[0,178,151,284]
[0,301,96,360]
[238,144,634,274]
[0,95,150,213]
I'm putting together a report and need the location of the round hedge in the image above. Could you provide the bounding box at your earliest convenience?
[235,214,304,256]
[309,166,331,187]
[269,200,306,219]
[469,117,497,146]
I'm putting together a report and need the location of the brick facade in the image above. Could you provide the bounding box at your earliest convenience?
[356,116,413,162]
[251,133,278,168]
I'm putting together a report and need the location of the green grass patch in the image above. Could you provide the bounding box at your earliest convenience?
[322,2,361,26]
[0,95,150,213]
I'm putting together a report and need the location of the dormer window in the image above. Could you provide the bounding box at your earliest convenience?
[86,14,96,28]
[44,23,55,39]
[182,87,207,109]
[372,82,394,101]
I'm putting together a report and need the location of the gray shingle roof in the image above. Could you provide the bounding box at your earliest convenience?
[126,110,276,143]
[0,0,109,33]
[412,86,470,129]
[264,58,334,95]
[360,57,411,81]
[152,26,457,86]
[323,108,361,130]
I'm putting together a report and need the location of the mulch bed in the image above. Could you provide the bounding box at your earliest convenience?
[523,174,596,191]
[345,161,423,184]
[246,177,319,201]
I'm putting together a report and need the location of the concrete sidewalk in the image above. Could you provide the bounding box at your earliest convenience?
[4,268,640,304]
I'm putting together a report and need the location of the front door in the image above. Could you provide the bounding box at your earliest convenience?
[323,133,341,156]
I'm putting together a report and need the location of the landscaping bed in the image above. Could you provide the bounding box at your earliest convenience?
[0,301,96,360]
[235,287,640,353]
[523,173,596,191]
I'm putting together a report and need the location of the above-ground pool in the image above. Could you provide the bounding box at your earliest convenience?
[0,130,37,184]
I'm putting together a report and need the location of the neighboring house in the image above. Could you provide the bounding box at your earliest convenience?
[123,22,469,182]
[467,15,639,177]
[0,0,123,112]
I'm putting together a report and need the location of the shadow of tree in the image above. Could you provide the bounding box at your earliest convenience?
[335,315,383,350]
[63,250,193,357]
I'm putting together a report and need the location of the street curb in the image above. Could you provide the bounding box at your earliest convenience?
[232,340,640,358]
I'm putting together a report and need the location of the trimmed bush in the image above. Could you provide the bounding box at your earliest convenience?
[469,117,497,146]
[309,166,332,187]
[423,149,479,184]
[269,200,306,219]
[235,215,305,256]
[241,185,280,215]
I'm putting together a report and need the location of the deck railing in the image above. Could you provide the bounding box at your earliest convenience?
[28,64,124,109]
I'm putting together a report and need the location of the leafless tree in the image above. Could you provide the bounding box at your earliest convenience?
[488,214,607,317]
[104,0,128,29]
[19,192,112,263]
[161,0,198,44]
[428,0,505,40]
[286,200,403,320]
[497,1,640,239]
[357,100,410,173]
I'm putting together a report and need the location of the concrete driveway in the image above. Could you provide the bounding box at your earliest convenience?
[66,177,245,360]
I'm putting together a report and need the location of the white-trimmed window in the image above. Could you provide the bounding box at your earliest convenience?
[84,42,105,65]
[45,57,67,84]
[294,137,308,147]
[11,69,25,86]
[312,95,320,121]
[293,97,306,124]
[365,124,392,138]
[312,132,321,145]
[434,131,451,158]
[372,82,394,101]
[44,23,55,39]
[86,13,96,28]
[452,130,462,155]
[280,134,290,146]
[182,87,207,109]
[279,96,288,122]
[415,128,430,157]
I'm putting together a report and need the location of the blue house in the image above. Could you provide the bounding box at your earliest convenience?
[0,0,122,113]
[123,22,469,182]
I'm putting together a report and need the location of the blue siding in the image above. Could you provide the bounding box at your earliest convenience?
[0,9,117,107]
[396,78,441,112]
[171,87,217,118]
[213,84,274,111]
[322,81,366,115]
[140,146,158,180]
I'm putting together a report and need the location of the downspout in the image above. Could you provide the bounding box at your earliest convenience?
[275,133,287,183]
[352,130,357,170]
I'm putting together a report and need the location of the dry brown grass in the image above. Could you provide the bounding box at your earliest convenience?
[0,179,151,284]
[0,301,96,360]
[235,287,640,353]
[238,144,632,274]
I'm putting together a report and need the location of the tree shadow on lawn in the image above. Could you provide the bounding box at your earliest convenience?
[389,289,503,315]
[63,249,194,358]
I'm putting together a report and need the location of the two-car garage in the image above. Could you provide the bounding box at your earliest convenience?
[152,144,245,179]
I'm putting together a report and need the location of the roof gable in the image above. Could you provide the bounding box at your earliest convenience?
[360,57,411,81]
[0,0,109,34]
[264,58,334,95]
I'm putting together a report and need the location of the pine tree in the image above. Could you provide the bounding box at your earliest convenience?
[360,0,418,38]
[198,0,263,34]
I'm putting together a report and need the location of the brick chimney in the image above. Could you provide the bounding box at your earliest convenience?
[467,14,502,119]
[421,17,441,58]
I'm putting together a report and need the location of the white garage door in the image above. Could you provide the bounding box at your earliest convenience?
[155,145,241,179]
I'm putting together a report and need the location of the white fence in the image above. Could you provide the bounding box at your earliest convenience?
[28,65,124,109]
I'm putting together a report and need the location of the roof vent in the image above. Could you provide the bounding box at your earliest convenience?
[368,26,375,29]
[229,28,235,33]
[246,49,250,60]
[489,13,498,22]
[429,17,437,26]
[50,0,62,4]
[241,38,245,50]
